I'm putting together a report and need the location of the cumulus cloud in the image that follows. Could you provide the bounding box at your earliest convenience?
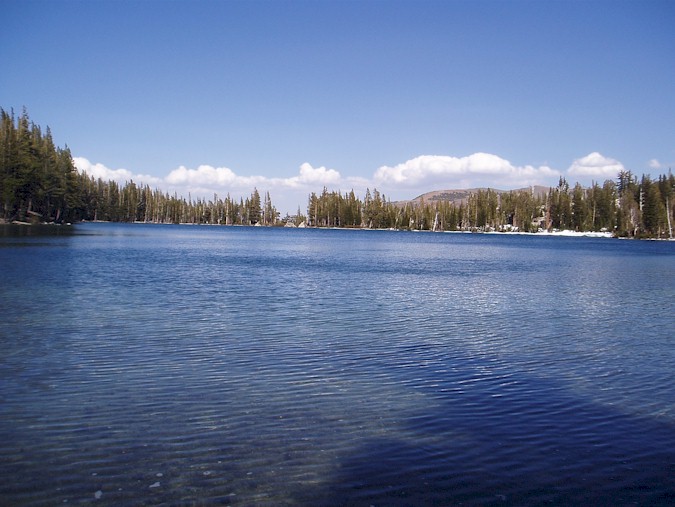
[74,157,132,181]
[285,162,341,187]
[649,159,662,169]
[165,164,267,188]
[73,157,350,210]
[73,157,162,185]
[567,152,624,178]
[374,153,558,188]
[159,162,349,212]
[164,162,342,190]
[76,151,630,214]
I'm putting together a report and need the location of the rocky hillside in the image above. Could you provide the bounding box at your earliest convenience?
[397,185,551,206]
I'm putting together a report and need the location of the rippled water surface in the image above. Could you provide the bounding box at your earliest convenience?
[1,223,674,506]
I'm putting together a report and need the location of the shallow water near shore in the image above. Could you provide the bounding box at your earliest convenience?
[1,223,674,505]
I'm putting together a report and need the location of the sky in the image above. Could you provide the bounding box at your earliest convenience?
[2,0,674,214]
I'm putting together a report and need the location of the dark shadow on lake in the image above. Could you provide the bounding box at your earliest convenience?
[309,364,675,506]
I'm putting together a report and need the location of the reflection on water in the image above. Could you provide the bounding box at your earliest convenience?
[0,224,674,505]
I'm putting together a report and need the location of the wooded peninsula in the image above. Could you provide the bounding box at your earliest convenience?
[1,108,673,239]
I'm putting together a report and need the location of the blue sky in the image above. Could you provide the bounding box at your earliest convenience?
[3,0,674,213]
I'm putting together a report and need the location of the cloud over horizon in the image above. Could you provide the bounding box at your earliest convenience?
[73,157,163,186]
[74,158,346,190]
[163,162,346,190]
[74,151,632,213]
[567,152,625,178]
[374,153,559,189]
[166,165,265,189]
[291,162,341,186]
[73,158,356,212]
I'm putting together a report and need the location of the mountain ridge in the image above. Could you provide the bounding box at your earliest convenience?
[395,185,552,206]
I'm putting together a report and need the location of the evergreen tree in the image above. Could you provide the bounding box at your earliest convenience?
[571,183,588,231]
[248,188,261,224]
[640,176,665,237]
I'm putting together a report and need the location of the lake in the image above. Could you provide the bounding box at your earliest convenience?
[1,223,674,506]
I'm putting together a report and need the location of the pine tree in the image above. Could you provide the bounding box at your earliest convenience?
[641,176,665,237]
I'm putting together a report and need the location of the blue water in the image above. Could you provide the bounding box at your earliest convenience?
[1,223,674,505]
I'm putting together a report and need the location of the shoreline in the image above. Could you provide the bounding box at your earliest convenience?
[5,220,675,240]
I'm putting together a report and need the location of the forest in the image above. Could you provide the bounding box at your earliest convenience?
[305,172,674,239]
[0,109,278,226]
[1,108,674,239]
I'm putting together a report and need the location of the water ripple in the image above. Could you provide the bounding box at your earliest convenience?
[1,225,674,505]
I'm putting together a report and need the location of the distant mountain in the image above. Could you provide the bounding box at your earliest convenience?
[395,185,551,206]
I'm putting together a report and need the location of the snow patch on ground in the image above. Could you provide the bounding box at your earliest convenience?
[536,230,613,238]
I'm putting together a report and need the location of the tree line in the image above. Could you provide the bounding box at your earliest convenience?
[0,108,278,225]
[1,108,673,238]
[305,171,674,238]
[78,176,279,226]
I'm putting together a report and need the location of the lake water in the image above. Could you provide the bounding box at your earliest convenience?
[1,223,674,506]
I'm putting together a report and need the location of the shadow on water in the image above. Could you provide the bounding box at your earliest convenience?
[308,363,675,507]
[0,223,77,236]
[0,224,76,249]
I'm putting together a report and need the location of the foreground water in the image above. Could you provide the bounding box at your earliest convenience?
[1,223,674,506]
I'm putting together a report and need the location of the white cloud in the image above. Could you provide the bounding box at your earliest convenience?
[161,162,348,213]
[165,164,266,188]
[649,158,662,169]
[74,157,132,181]
[298,162,341,184]
[73,157,162,185]
[285,162,342,187]
[165,162,342,190]
[73,157,355,213]
[567,152,624,178]
[74,151,631,215]
[374,153,558,188]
